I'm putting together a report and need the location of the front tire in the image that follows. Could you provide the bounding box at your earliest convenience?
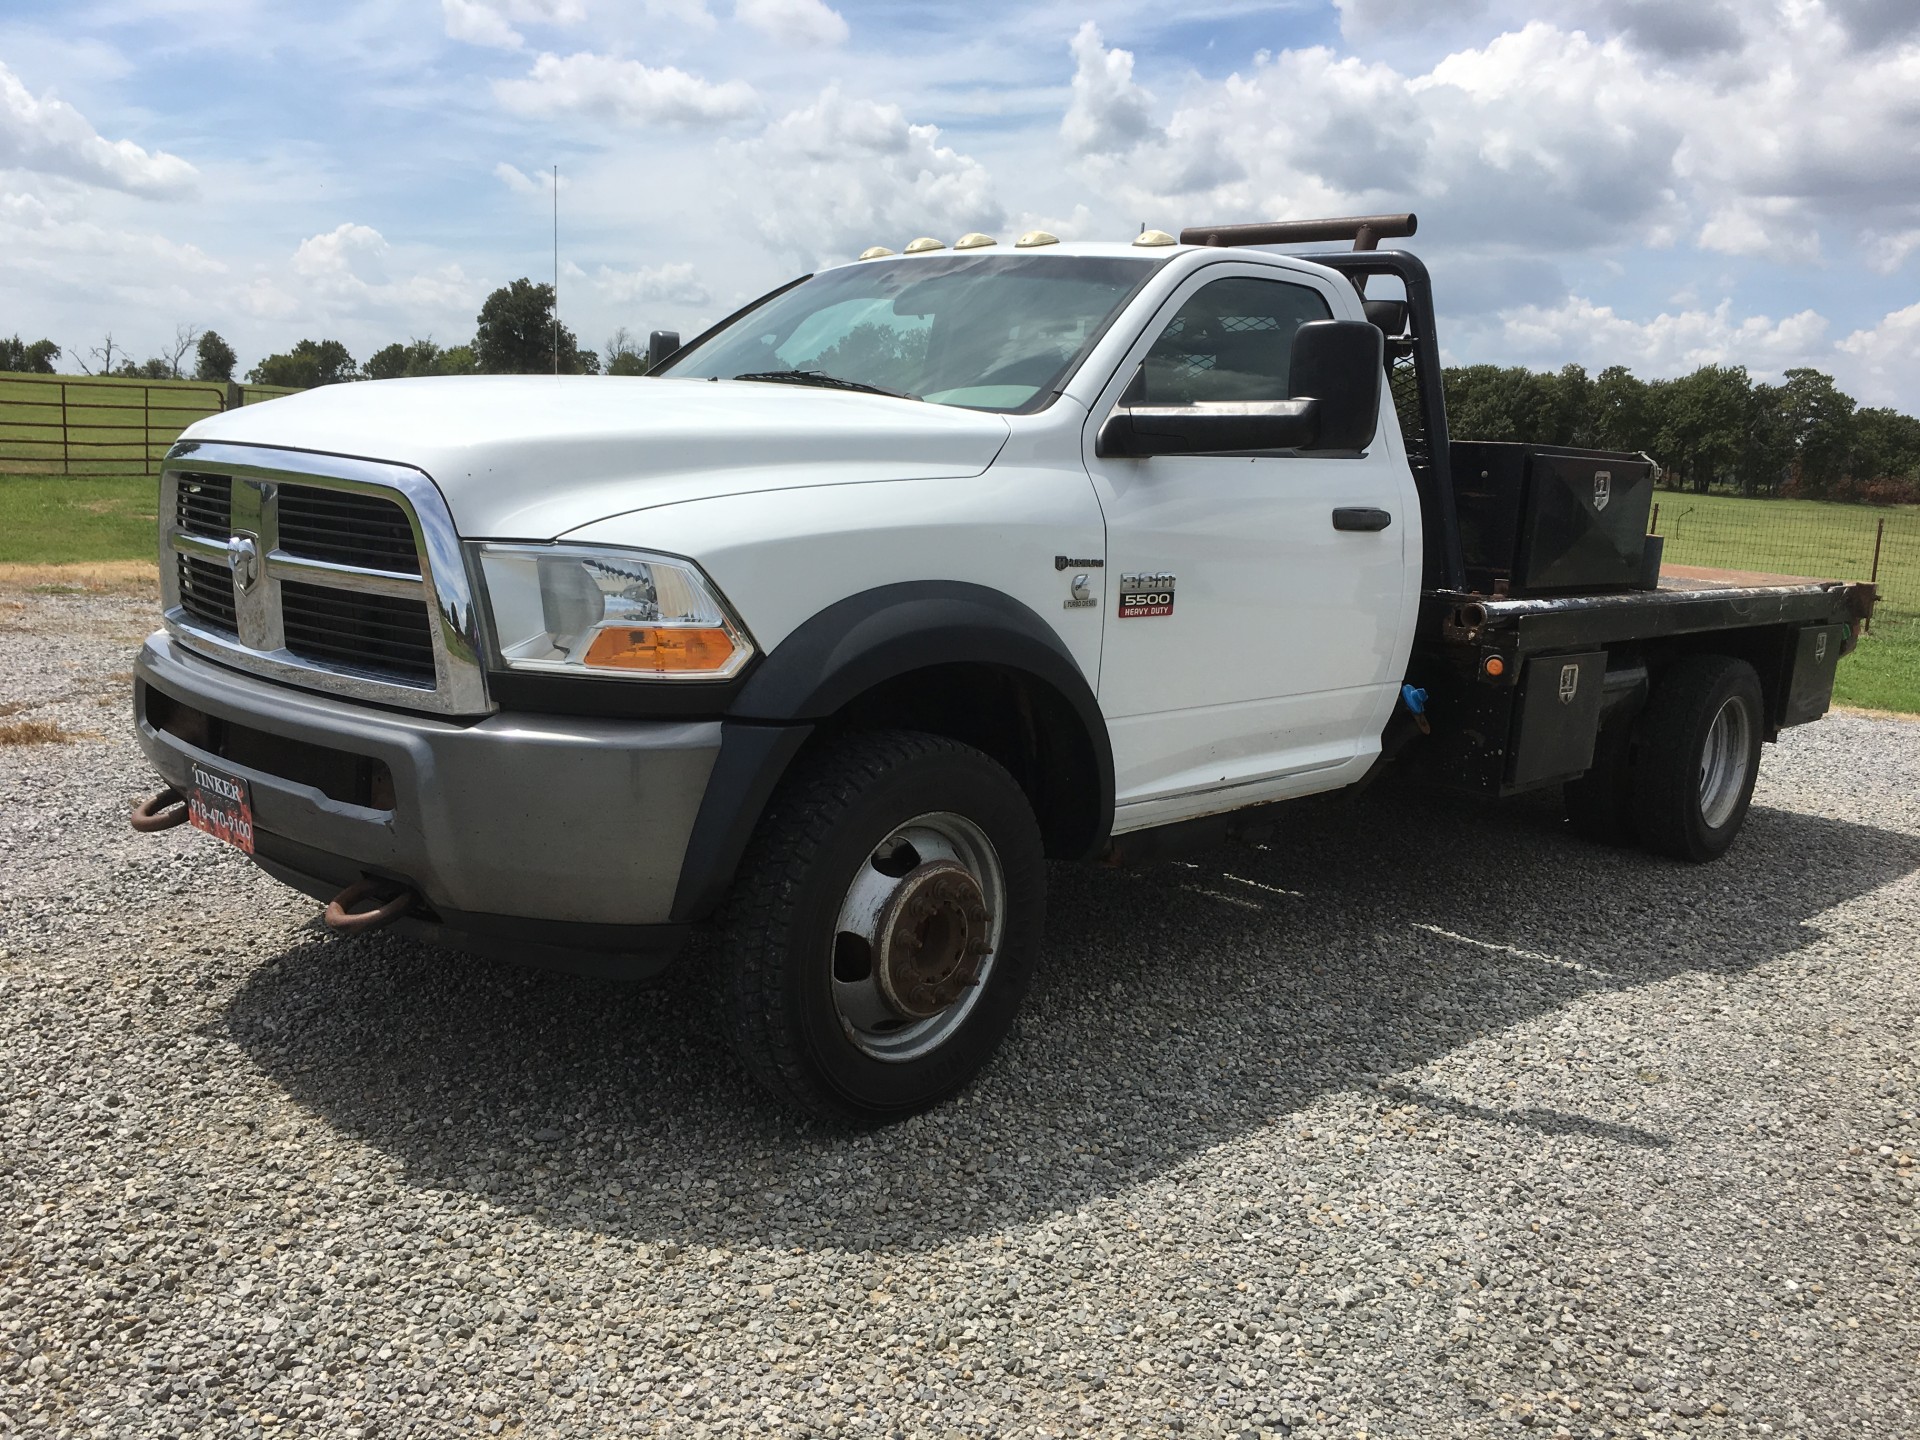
[718,730,1045,1124]
[1630,655,1764,862]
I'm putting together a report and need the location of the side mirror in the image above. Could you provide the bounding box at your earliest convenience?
[647,330,681,369]
[1096,318,1384,459]
[1289,319,1383,451]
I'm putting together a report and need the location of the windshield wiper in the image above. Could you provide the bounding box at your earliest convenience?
[731,369,918,401]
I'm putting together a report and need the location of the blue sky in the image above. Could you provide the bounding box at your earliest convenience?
[3,0,1918,408]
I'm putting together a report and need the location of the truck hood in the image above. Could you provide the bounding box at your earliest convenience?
[180,376,1013,538]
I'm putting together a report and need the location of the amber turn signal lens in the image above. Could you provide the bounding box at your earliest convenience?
[582,626,738,674]
[1484,655,1506,678]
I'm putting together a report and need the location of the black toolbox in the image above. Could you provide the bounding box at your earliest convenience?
[1451,442,1655,595]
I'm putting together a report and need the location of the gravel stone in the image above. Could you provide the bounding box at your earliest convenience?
[1,584,1916,1437]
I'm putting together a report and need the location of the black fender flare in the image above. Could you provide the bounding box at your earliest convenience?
[669,582,1114,922]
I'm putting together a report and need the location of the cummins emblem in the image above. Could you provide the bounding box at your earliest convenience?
[228,533,262,594]
[1593,470,1612,512]
[1118,572,1176,619]
[1063,573,1097,610]
[1558,663,1580,704]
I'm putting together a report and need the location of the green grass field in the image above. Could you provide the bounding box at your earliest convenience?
[0,475,157,564]
[2,472,1913,711]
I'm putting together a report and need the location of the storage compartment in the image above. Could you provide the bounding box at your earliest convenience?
[1508,651,1606,787]
[1452,442,1655,595]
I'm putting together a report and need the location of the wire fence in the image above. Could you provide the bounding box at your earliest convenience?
[0,375,301,478]
[1651,495,1918,628]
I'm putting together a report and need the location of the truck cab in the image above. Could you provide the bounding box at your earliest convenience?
[131,216,1872,1123]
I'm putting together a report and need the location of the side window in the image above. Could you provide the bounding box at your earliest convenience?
[1140,276,1332,404]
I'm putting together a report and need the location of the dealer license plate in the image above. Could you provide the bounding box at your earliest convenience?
[186,759,255,855]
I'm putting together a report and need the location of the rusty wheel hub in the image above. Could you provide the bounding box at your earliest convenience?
[872,859,991,1020]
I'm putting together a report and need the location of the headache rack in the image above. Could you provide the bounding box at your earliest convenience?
[1179,213,1467,593]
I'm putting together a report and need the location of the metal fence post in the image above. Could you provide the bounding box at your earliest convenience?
[60,381,70,476]
[143,384,153,476]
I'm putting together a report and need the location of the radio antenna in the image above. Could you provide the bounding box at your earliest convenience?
[552,163,560,376]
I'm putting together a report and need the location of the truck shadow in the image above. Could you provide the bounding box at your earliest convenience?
[223,780,1920,1254]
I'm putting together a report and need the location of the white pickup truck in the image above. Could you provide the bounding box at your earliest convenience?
[130,214,1873,1122]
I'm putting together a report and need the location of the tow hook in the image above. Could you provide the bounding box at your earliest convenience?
[323,878,416,935]
[130,787,189,832]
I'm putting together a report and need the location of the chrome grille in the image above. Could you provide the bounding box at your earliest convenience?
[281,580,437,682]
[157,443,490,716]
[175,473,231,538]
[177,553,238,634]
[277,484,421,574]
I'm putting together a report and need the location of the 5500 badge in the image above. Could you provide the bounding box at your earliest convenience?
[1118,572,1176,619]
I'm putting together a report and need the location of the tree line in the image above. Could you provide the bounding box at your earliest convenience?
[1442,362,1920,504]
[0,278,650,392]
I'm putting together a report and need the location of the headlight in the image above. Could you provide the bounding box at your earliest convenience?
[472,544,754,681]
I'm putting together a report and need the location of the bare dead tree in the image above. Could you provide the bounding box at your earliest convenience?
[72,333,120,376]
[163,323,201,380]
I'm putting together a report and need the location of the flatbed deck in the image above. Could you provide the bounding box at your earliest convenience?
[1406,566,1875,797]
[1420,567,1874,654]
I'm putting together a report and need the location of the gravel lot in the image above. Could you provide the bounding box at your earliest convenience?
[2,581,1916,1440]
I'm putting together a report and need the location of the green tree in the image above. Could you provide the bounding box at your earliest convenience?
[1778,369,1856,497]
[1587,365,1651,453]
[1735,382,1794,497]
[364,337,463,380]
[195,331,237,382]
[248,338,358,388]
[1653,365,1752,493]
[438,344,478,375]
[0,335,60,372]
[1852,407,1920,481]
[474,279,597,374]
[1442,364,1568,444]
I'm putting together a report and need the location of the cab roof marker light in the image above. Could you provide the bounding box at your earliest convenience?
[857,246,895,260]
[902,237,946,254]
[953,233,997,249]
[1133,229,1177,247]
[1014,230,1060,248]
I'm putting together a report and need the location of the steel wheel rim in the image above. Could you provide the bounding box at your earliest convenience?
[1698,696,1752,830]
[829,811,1006,1063]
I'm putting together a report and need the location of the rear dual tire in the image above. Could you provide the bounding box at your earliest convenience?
[1563,654,1764,863]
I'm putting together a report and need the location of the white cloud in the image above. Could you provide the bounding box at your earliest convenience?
[1863,229,1920,276]
[292,222,389,281]
[0,58,197,197]
[1336,0,1486,41]
[494,161,568,195]
[0,188,221,276]
[726,87,1001,264]
[495,51,757,125]
[734,0,848,47]
[1490,295,1831,378]
[1065,8,1920,270]
[279,222,476,323]
[1061,23,1158,157]
[441,0,585,50]
[1836,303,1920,407]
[590,261,710,306]
[1697,199,1822,266]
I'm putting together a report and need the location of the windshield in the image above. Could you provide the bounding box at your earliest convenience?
[662,253,1161,412]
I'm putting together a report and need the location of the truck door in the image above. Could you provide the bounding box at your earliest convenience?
[1083,264,1414,829]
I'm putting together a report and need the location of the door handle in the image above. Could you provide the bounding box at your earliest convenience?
[1332,507,1392,532]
